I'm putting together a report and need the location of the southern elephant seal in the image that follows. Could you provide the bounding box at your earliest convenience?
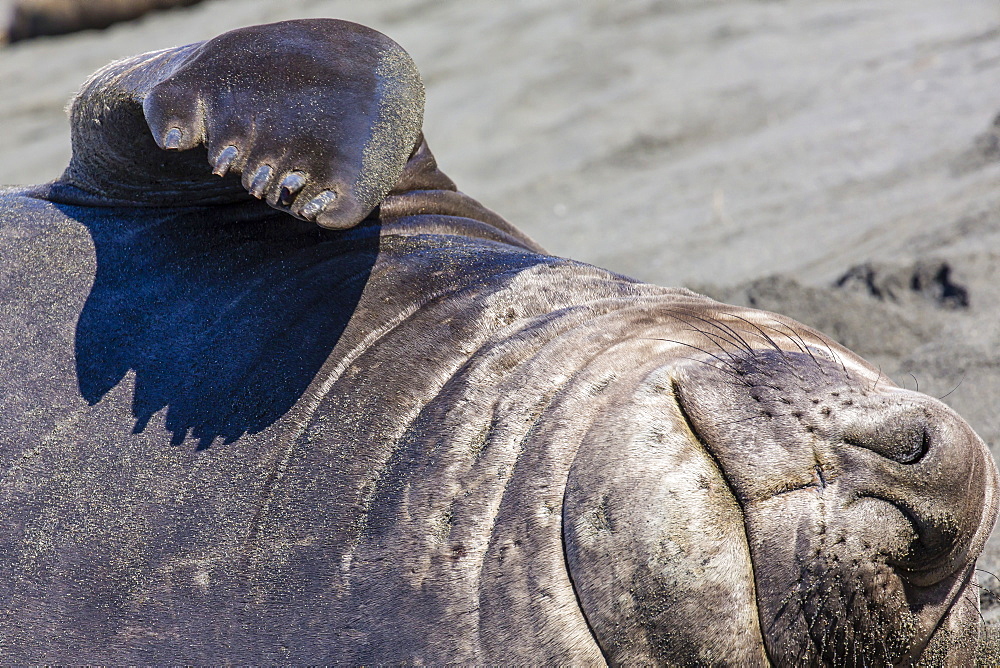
[0,18,996,664]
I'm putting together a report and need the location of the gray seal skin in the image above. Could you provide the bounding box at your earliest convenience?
[0,18,996,665]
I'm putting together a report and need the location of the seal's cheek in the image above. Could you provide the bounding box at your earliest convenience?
[741,492,983,665]
[741,491,928,663]
[562,368,769,666]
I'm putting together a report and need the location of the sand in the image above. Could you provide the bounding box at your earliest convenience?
[3,0,1000,625]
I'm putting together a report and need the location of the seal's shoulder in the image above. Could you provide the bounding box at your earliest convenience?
[0,186,85,238]
[0,186,97,294]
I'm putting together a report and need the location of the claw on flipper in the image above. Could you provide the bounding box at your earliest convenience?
[212,145,239,176]
[249,165,273,199]
[163,128,182,150]
[278,171,307,206]
[300,190,338,222]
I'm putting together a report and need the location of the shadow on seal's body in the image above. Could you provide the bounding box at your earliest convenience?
[0,18,996,665]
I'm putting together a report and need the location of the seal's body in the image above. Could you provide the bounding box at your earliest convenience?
[0,19,995,664]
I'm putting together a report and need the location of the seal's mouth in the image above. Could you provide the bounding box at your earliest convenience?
[670,347,999,665]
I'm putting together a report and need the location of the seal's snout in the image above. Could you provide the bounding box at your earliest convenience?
[672,347,999,665]
[835,393,993,587]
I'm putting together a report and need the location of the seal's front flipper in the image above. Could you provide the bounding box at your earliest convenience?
[60,19,424,230]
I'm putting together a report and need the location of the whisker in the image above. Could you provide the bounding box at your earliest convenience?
[798,339,824,374]
[683,325,743,361]
[963,592,989,630]
[692,312,756,355]
[642,338,753,386]
[729,313,787,356]
[670,311,748,361]
[765,320,826,375]
[939,373,965,401]
[975,567,1000,586]
[766,320,808,354]
[817,336,850,380]
[672,354,753,383]
[772,321,823,370]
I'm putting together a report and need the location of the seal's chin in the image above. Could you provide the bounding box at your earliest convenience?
[672,348,999,665]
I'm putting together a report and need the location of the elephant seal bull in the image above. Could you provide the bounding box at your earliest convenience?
[0,18,996,664]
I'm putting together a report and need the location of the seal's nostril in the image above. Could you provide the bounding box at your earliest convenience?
[843,413,928,464]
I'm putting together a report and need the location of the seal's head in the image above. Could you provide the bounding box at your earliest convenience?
[564,305,998,665]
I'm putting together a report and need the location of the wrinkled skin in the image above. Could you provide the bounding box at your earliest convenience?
[3,0,206,43]
[0,18,996,664]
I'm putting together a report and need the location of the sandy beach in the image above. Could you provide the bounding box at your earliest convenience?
[3,0,1000,622]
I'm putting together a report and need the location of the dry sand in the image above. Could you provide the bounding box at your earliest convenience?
[3,0,1000,625]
